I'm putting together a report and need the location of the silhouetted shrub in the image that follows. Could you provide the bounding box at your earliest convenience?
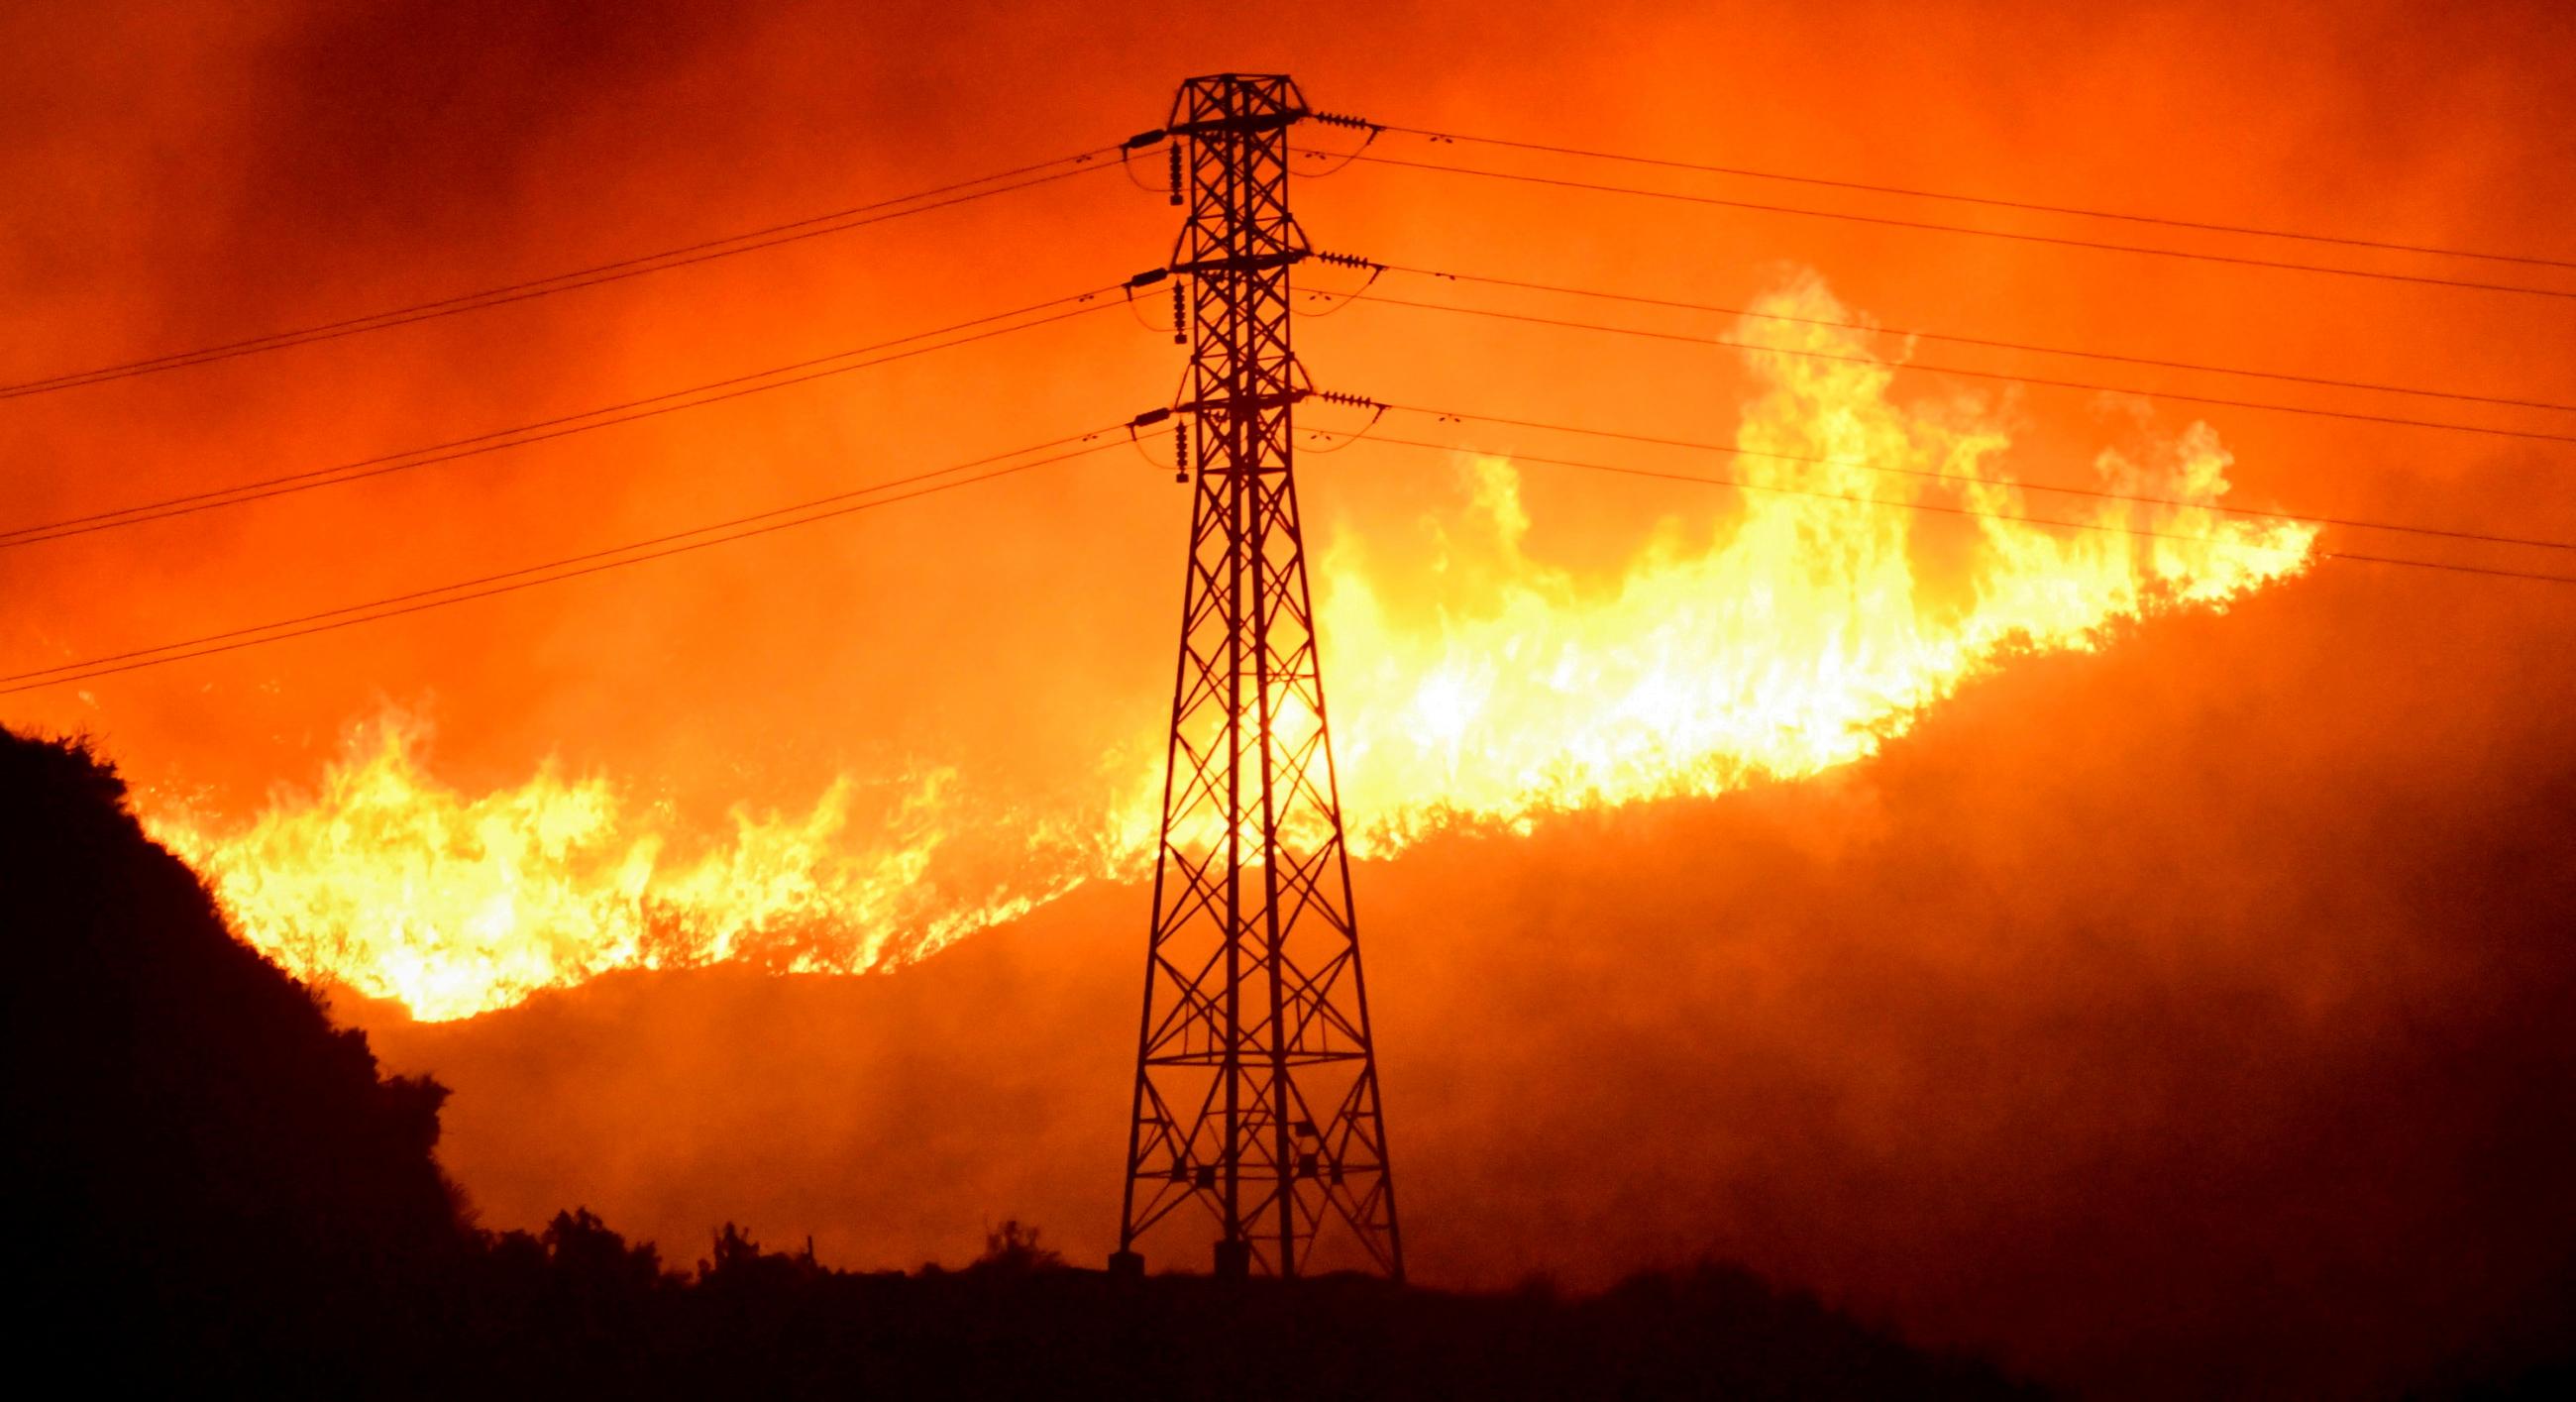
[968,1218,1064,1275]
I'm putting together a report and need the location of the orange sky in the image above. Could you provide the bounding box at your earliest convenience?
[5,0,2567,808]
[4,3,2574,1397]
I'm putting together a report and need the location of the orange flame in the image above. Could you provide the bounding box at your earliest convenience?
[149,713,1116,1021]
[143,273,2313,1021]
[1324,273,2311,844]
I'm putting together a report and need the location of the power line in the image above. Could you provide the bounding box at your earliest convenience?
[1311,151,2576,303]
[1370,402,2576,554]
[0,145,1135,400]
[1314,289,2576,447]
[0,283,1139,549]
[0,430,1129,695]
[1365,124,2576,273]
[27,409,2569,697]
[1362,262,2576,417]
[1336,432,2576,587]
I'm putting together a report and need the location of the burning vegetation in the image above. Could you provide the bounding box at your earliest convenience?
[147,273,2310,1022]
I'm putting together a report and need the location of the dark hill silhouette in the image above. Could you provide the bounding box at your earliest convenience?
[1,727,467,1388]
[2,722,2049,1398]
[459,1216,2047,1401]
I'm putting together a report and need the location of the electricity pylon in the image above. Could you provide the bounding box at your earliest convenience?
[1112,73,1404,1282]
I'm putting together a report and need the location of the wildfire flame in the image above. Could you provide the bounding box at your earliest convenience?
[1325,273,2312,843]
[149,716,1115,1021]
[143,274,2314,1021]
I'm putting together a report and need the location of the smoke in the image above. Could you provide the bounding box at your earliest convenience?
[8,2,2576,1398]
[8,0,2569,808]
[369,561,2576,1398]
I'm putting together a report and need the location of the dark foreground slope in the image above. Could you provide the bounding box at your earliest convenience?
[0,723,2036,1399]
[470,1215,2038,1402]
[0,728,466,1387]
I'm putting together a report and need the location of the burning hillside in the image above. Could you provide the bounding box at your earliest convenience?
[148,274,2311,1020]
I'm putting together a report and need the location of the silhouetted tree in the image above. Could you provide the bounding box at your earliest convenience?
[546,1206,665,1294]
[968,1219,1063,1274]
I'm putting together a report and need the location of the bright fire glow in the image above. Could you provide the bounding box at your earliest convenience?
[1325,274,2311,843]
[144,275,2314,1021]
[150,721,1114,1021]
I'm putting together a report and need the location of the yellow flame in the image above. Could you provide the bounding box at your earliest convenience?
[149,715,1110,1022]
[1325,274,2310,844]
[143,273,2312,1021]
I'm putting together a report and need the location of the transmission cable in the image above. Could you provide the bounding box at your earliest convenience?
[1,281,1141,549]
[1338,432,2576,588]
[1312,289,2576,447]
[0,429,1130,695]
[1370,123,2576,273]
[1311,151,2576,303]
[1372,402,2576,554]
[1,145,1128,400]
[1360,262,2576,416]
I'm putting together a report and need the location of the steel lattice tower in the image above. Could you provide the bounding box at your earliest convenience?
[1113,73,1404,1282]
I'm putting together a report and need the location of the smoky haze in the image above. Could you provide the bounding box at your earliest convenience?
[368,564,2576,1399]
[6,2,2576,1399]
